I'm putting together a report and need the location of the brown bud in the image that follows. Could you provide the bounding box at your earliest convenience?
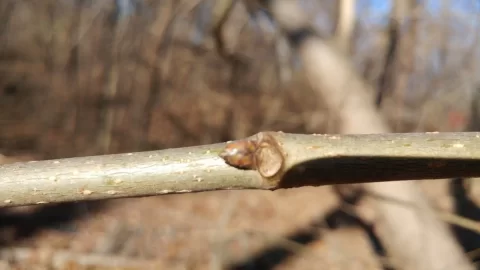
[219,132,285,179]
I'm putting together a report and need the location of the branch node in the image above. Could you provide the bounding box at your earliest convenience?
[219,132,285,180]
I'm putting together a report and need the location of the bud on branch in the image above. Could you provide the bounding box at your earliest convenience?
[1,131,480,208]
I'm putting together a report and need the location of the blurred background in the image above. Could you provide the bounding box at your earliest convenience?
[0,0,480,269]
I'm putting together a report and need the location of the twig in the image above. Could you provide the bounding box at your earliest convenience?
[2,131,480,208]
[0,247,158,269]
[0,141,265,208]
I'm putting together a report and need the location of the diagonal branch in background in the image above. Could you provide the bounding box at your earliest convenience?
[2,131,480,208]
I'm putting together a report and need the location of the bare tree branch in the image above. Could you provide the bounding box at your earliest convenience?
[0,141,264,208]
[2,131,480,208]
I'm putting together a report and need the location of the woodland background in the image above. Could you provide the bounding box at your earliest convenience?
[0,0,480,269]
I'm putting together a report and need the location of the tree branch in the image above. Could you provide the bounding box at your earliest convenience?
[2,131,480,208]
[0,141,265,208]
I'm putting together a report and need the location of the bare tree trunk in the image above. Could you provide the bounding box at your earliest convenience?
[334,0,356,54]
[261,0,474,269]
[437,0,451,68]
[376,0,418,114]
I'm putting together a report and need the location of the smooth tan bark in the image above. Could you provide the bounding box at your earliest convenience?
[2,131,480,209]
[0,143,265,208]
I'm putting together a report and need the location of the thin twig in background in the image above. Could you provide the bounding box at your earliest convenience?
[0,247,159,269]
